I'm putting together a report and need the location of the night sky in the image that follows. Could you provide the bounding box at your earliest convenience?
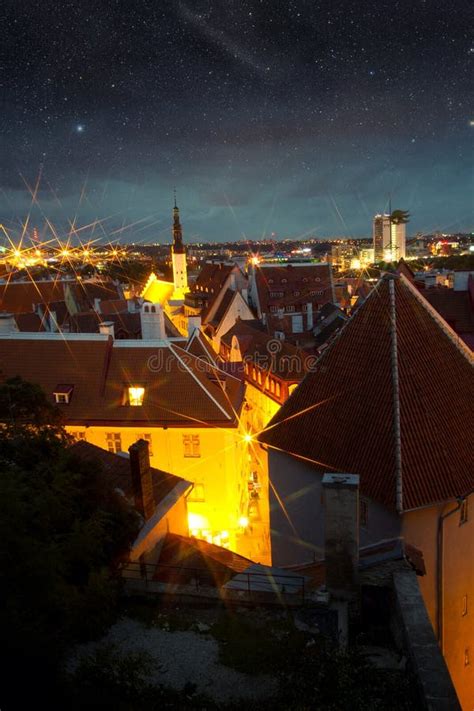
[1,1,472,243]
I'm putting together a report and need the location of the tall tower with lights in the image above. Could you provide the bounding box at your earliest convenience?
[171,192,188,295]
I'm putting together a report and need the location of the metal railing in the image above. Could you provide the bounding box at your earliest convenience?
[119,560,306,601]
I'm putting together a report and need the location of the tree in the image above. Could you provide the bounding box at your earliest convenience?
[390,209,410,225]
[0,375,64,429]
[0,378,140,708]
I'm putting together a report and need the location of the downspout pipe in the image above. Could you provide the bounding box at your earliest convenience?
[437,494,472,651]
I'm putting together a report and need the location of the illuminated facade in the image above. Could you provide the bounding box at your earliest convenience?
[0,332,262,558]
[373,213,391,261]
[373,213,406,262]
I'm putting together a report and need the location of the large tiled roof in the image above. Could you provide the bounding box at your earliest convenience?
[68,279,123,311]
[220,318,267,348]
[0,280,67,314]
[254,263,332,314]
[192,262,235,294]
[70,440,183,505]
[259,274,474,512]
[191,262,242,321]
[0,335,244,427]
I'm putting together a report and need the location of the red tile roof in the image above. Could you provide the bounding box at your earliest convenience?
[14,312,46,332]
[0,280,67,314]
[422,288,474,339]
[190,262,244,322]
[70,440,183,505]
[253,263,333,317]
[192,262,235,295]
[0,336,245,427]
[99,299,129,315]
[67,280,123,312]
[259,274,474,512]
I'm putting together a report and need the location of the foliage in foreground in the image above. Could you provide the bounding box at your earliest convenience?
[0,377,139,709]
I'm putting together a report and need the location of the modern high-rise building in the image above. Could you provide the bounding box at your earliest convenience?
[373,214,391,261]
[373,213,406,261]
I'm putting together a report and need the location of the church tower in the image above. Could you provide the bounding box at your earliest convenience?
[171,192,188,294]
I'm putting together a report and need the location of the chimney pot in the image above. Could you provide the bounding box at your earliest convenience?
[99,321,115,338]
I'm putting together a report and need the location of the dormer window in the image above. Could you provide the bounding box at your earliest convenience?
[128,386,145,406]
[53,384,73,404]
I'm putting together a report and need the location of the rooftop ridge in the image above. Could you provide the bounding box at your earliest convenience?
[400,273,474,365]
[389,277,403,513]
[174,341,242,384]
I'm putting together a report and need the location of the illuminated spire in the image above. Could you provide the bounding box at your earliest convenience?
[172,191,184,254]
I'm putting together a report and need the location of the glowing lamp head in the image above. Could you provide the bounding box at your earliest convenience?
[243,433,253,444]
[238,516,249,528]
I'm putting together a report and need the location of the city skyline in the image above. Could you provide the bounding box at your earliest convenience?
[1,1,472,243]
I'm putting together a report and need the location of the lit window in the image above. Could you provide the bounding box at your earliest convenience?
[71,431,86,441]
[257,371,262,385]
[137,433,153,456]
[183,434,200,458]
[106,432,122,453]
[360,500,369,527]
[188,483,205,502]
[460,499,468,525]
[128,386,145,406]
[275,382,281,398]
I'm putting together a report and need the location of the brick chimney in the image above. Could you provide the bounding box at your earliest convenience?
[129,439,155,521]
[322,473,359,596]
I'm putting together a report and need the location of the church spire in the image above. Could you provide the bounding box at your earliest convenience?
[172,190,184,254]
